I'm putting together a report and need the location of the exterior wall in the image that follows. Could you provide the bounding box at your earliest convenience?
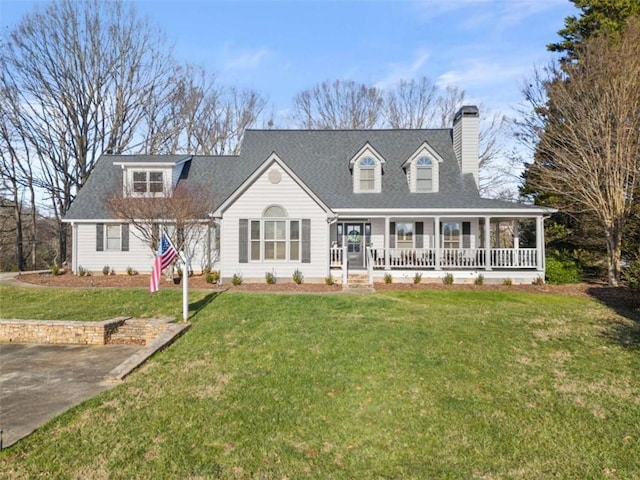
[75,223,154,274]
[73,223,211,274]
[220,164,330,283]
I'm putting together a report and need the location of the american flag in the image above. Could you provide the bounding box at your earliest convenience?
[149,231,178,293]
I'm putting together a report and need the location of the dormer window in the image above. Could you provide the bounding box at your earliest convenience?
[359,157,376,192]
[416,157,433,192]
[403,143,442,193]
[133,171,164,194]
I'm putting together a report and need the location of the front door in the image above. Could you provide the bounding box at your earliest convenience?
[346,223,364,268]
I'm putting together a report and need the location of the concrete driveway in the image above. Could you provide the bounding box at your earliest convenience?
[0,343,141,449]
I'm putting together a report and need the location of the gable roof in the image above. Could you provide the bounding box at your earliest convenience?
[64,128,548,221]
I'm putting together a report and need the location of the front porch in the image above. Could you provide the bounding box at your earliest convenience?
[328,214,547,284]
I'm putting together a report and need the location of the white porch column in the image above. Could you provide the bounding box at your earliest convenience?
[434,216,441,270]
[536,216,544,272]
[484,216,492,271]
[513,221,520,267]
[384,216,390,270]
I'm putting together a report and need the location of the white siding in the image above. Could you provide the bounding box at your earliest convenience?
[75,223,154,274]
[452,112,479,187]
[220,165,330,282]
[74,223,212,274]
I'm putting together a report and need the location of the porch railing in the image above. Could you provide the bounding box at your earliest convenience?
[354,247,538,270]
[329,247,343,268]
[491,248,537,268]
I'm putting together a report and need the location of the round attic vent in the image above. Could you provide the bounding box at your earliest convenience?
[268,168,282,184]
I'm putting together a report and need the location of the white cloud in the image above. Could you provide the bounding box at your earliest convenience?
[220,44,273,71]
[374,49,431,90]
[436,58,530,90]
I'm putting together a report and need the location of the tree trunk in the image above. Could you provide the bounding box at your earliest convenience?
[604,223,623,287]
[57,220,68,265]
[12,200,25,271]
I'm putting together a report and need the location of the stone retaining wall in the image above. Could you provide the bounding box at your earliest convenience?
[0,317,129,345]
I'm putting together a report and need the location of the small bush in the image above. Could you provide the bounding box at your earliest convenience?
[102,265,110,276]
[78,266,90,277]
[232,273,243,286]
[413,272,422,284]
[110,268,115,275]
[126,266,138,276]
[325,275,335,286]
[292,269,303,285]
[623,258,640,290]
[384,273,393,284]
[533,276,544,286]
[546,255,581,284]
[503,278,513,286]
[442,273,454,285]
[205,270,220,284]
[474,274,484,285]
[265,270,277,284]
[50,263,61,276]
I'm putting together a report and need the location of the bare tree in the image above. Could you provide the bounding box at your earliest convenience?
[383,77,439,129]
[107,183,213,264]
[1,0,173,262]
[141,65,267,155]
[292,80,383,129]
[516,18,640,286]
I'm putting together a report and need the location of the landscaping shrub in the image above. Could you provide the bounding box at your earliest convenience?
[205,270,220,284]
[232,273,243,286]
[384,273,393,284]
[292,269,303,284]
[50,263,61,276]
[413,272,422,284]
[102,265,110,276]
[325,275,334,285]
[126,266,138,276]
[265,271,277,284]
[78,266,90,277]
[533,275,544,286]
[545,254,581,284]
[502,278,513,286]
[442,273,454,285]
[474,274,484,285]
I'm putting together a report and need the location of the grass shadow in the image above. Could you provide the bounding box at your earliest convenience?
[189,291,225,320]
[587,286,640,349]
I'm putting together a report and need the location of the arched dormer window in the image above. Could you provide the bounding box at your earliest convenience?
[416,157,433,192]
[359,157,376,192]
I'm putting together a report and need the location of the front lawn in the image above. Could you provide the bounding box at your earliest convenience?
[1,288,638,479]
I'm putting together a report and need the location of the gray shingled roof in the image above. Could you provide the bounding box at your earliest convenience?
[64,129,539,220]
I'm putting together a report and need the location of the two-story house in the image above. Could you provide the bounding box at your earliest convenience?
[64,106,554,285]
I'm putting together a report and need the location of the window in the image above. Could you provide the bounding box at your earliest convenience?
[443,223,460,249]
[396,223,414,248]
[244,206,302,262]
[359,157,376,191]
[416,157,433,192]
[132,171,163,194]
[96,223,129,252]
[106,225,121,251]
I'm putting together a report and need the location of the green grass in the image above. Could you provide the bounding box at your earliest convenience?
[0,285,214,321]
[1,288,639,479]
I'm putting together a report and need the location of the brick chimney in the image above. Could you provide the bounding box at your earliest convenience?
[452,105,479,188]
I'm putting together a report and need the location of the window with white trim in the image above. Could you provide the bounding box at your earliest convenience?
[132,171,164,194]
[442,223,460,249]
[416,157,433,192]
[396,223,414,248]
[359,157,376,192]
[249,206,301,261]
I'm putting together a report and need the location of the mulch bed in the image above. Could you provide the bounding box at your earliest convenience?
[13,272,640,311]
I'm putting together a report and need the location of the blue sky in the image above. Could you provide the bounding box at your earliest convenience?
[1,0,575,126]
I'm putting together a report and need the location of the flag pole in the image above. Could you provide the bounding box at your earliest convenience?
[181,251,189,322]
